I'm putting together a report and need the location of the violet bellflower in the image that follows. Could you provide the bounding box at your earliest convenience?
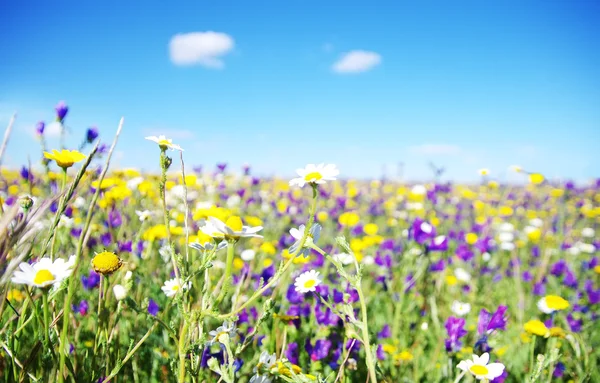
[444,316,467,352]
[55,101,69,122]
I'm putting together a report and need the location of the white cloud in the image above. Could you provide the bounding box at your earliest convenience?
[332,50,381,74]
[45,122,62,138]
[169,31,234,68]
[408,144,462,155]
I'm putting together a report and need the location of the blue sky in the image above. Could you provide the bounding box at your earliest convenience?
[1,1,599,182]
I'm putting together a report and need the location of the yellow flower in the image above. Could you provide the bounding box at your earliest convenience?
[339,212,360,227]
[7,289,25,302]
[316,211,329,222]
[446,275,458,286]
[465,233,478,245]
[549,327,566,338]
[594,265,600,274]
[394,350,414,362]
[44,149,86,169]
[260,242,277,255]
[538,295,569,313]
[524,320,549,337]
[529,173,545,185]
[91,251,123,275]
[499,206,513,216]
[363,223,379,236]
[382,344,398,354]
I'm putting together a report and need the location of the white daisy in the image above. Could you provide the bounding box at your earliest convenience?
[454,268,471,283]
[201,216,263,240]
[582,227,595,238]
[11,256,76,289]
[161,277,191,298]
[289,164,339,188]
[451,301,471,317]
[145,135,184,151]
[478,168,490,176]
[240,249,256,261]
[208,321,236,344]
[135,210,153,222]
[457,353,505,381]
[289,223,321,257]
[250,351,276,383]
[294,270,322,294]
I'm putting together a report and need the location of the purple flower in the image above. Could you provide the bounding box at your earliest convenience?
[410,218,436,244]
[286,342,299,364]
[376,344,385,360]
[553,362,566,378]
[81,271,100,289]
[35,121,45,135]
[378,324,391,338]
[108,209,122,227]
[20,166,31,180]
[86,126,99,143]
[118,241,132,253]
[311,339,332,361]
[566,313,582,332]
[147,299,159,316]
[444,316,467,352]
[428,235,449,252]
[55,101,69,122]
[533,282,546,296]
[77,300,89,316]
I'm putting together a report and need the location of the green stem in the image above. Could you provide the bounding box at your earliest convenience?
[42,291,51,350]
[178,320,190,383]
[356,286,377,383]
[529,335,536,377]
[160,148,180,281]
[214,240,236,307]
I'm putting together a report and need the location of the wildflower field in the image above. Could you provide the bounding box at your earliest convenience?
[0,105,599,383]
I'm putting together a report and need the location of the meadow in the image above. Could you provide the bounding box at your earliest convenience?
[0,103,598,383]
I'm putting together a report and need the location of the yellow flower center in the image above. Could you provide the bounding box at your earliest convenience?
[197,232,214,245]
[91,251,122,275]
[303,279,316,289]
[470,365,488,376]
[225,216,243,232]
[545,295,569,310]
[304,172,323,182]
[34,269,55,285]
[172,285,180,291]
[158,139,171,146]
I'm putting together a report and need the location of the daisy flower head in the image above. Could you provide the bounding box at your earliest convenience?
[161,277,191,298]
[537,295,569,314]
[135,210,153,222]
[145,135,184,151]
[289,163,339,188]
[250,351,277,383]
[201,216,263,241]
[289,223,321,257]
[451,301,471,317]
[294,270,322,294]
[478,168,490,177]
[91,251,123,275]
[12,255,75,289]
[44,149,86,170]
[457,353,505,381]
[208,321,237,345]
